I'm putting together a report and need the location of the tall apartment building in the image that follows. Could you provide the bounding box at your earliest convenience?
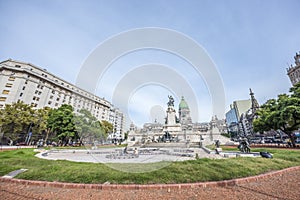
[0,59,125,136]
[225,89,259,138]
[287,52,300,85]
[225,99,251,137]
[109,107,125,139]
[232,99,251,120]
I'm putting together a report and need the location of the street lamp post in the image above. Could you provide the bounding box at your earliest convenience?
[25,122,34,145]
[0,128,3,151]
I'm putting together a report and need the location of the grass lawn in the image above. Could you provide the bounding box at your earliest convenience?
[0,148,299,184]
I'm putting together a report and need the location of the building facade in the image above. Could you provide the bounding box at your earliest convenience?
[225,89,259,138]
[0,59,125,136]
[287,52,300,85]
[127,96,229,147]
[225,107,239,137]
[232,99,251,120]
[178,96,193,128]
[109,107,125,139]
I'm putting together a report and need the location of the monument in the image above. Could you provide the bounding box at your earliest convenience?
[163,95,182,137]
[127,96,230,147]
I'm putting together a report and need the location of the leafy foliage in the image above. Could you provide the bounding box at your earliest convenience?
[32,107,52,139]
[74,109,105,144]
[253,83,300,147]
[0,102,113,145]
[47,104,76,145]
[101,120,113,137]
[0,101,50,143]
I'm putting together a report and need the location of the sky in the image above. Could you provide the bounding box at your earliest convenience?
[0,0,299,127]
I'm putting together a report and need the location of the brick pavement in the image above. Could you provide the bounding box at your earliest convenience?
[0,166,299,200]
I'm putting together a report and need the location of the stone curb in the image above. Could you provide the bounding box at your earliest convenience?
[0,166,299,190]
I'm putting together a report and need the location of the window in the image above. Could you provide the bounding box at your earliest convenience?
[55,103,58,106]
[2,90,9,94]
[0,97,7,101]
[48,101,52,105]
[8,76,15,81]
[5,83,13,88]
[25,80,28,84]
[20,93,23,97]
[50,95,53,99]
[22,86,26,90]
[38,91,42,95]
[15,65,21,68]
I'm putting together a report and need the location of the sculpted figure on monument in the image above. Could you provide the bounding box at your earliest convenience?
[238,138,251,153]
[167,95,174,107]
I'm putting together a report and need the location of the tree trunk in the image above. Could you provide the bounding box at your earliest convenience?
[44,128,50,144]
[286,131,296,148]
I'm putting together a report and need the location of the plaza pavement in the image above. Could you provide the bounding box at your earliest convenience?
[35,147,222,163]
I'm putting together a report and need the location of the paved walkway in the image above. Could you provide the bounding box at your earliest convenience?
[36,147,222,164]
[1,167,299,200]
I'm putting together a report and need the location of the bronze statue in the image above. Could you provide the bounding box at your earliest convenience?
[167,95,174,107]
[238,138,250,153]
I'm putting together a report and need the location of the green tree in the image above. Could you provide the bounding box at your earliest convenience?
[74,109,104,145]
[0,101,35,143]
[33,107,52,143]
[253,83,300,147]
[124,131,129,140]
[101,120,113,138]
[47,104,76,145]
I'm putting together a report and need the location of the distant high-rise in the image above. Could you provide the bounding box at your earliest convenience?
[226,97,255,137]
[287,52,300,85]
[232,99,251,120]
